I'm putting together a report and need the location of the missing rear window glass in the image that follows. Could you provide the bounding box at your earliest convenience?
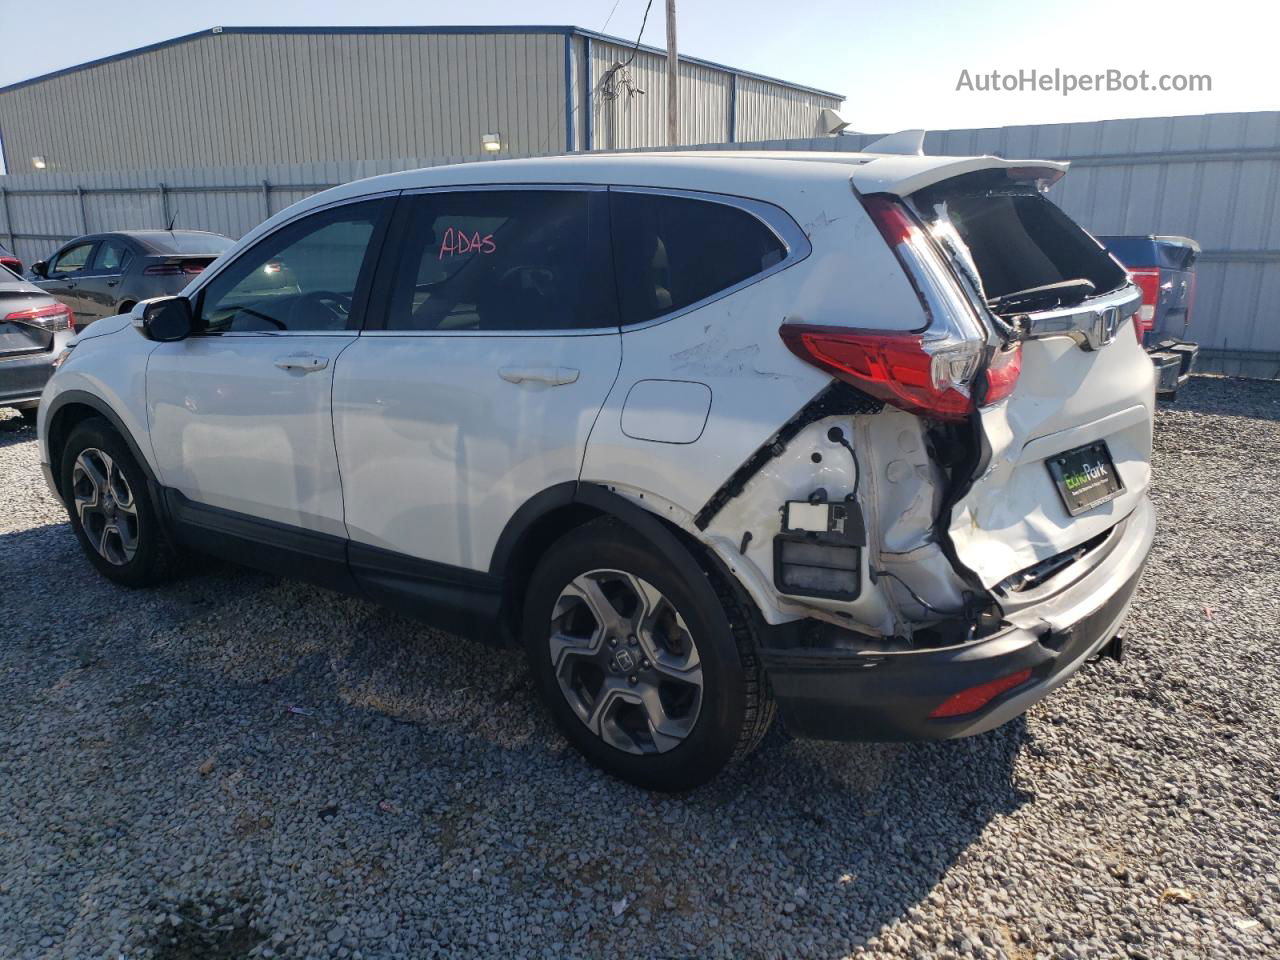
[913,172,1126,313]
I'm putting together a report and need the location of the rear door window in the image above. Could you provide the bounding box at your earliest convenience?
[92,238,133,273]
[382,189,614,331]
[609,191,786,326]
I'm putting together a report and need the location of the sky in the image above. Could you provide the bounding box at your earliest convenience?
[0,0,1274,171]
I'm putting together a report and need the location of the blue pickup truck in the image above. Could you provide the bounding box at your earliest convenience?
[1097,234,1200,398]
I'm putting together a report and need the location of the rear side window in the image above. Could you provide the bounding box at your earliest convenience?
[914,179,1126,308]
[384,190,614,331]
[609,191,786,326]
[92,239,132,273]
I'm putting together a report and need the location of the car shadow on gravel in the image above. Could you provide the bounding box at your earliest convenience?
[84,563,1035,956]
[0,416,37,446]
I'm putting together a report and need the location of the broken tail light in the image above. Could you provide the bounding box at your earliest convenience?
[1129,267,1160,343]
[773,195,1024,419]
[780,194,1020,421]
[780,326,978,421]
[5,301,74,332]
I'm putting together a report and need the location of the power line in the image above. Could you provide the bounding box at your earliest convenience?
[601,0,624,33]
[621,0,656,69]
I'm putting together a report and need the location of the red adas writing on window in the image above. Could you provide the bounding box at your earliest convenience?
[438,226,496,260]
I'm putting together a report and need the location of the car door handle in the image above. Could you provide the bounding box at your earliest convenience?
[274,354,330,373]
[498,366,580,386]
[107,280,119,287]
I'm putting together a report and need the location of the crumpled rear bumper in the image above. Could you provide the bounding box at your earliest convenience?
[759,496,1155,741]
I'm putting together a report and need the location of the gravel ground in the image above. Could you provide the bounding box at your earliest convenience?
[1,376,1277,960]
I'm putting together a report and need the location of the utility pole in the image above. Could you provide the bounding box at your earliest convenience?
[665,0,679,146]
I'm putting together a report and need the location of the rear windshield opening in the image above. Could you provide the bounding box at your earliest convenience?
[914,174,1126,311]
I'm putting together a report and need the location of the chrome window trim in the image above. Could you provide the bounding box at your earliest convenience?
[606,185,812,333]
[359,328,620,339]
[188,330,360,339]
[400,182,609,196]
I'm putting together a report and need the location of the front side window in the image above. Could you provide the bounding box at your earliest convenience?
[609,192,787,326]
[92,238,132,273]
[384,190,613,332]
[51,242,95,277]
[197,200,385,333]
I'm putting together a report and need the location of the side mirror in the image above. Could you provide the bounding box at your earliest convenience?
[31,260,48,279]
[134,296,193,342]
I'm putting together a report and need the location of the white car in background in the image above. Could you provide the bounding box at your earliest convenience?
[37,148,1154,790]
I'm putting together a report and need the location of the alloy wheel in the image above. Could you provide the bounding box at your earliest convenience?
[71,447,139,566]
[549,569,703,755]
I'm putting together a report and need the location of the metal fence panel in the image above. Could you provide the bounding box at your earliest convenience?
[2,110,1277,377]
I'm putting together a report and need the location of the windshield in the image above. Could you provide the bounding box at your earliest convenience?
[914,176,1126,311]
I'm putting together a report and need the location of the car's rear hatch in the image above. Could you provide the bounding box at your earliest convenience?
[903,169,1153,590]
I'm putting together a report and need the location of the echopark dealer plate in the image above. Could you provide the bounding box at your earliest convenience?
[1046,440,1124,516]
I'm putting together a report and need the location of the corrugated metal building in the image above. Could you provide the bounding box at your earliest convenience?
[0,25,843,175]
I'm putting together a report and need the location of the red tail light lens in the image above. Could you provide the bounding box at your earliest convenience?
[929,668,1032,718]
[780,326,979,421]
[1129,267,1160,343]
[143,263,183,276]
[1,256,23,276]
[785,193,1020,421]
[4,301,74,332]
[780,328,1020,421]
[862,194,917,248]
[983,342,1022,406]
[182,262,208,274]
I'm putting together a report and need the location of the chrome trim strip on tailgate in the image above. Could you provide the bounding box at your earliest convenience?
[1015,284,1142,351]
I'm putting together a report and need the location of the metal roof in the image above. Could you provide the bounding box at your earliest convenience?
[0,25,844,101]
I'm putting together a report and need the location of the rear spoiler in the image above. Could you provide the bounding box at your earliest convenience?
[849,132,1069,198]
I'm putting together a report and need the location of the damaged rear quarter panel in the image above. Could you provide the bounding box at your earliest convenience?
[580,178,926,521]
[579,180,945,631]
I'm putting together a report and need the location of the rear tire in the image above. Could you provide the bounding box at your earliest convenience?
[523,518,773,791]
[59,418,178,587]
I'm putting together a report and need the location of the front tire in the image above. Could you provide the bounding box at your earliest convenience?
[523,519,773,790]
[60,418,177,587]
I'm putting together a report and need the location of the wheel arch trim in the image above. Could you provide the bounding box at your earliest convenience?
[491,480,724,641]
[43,389,162,505]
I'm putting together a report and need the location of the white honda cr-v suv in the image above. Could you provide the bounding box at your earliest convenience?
[38,148,1155,790]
